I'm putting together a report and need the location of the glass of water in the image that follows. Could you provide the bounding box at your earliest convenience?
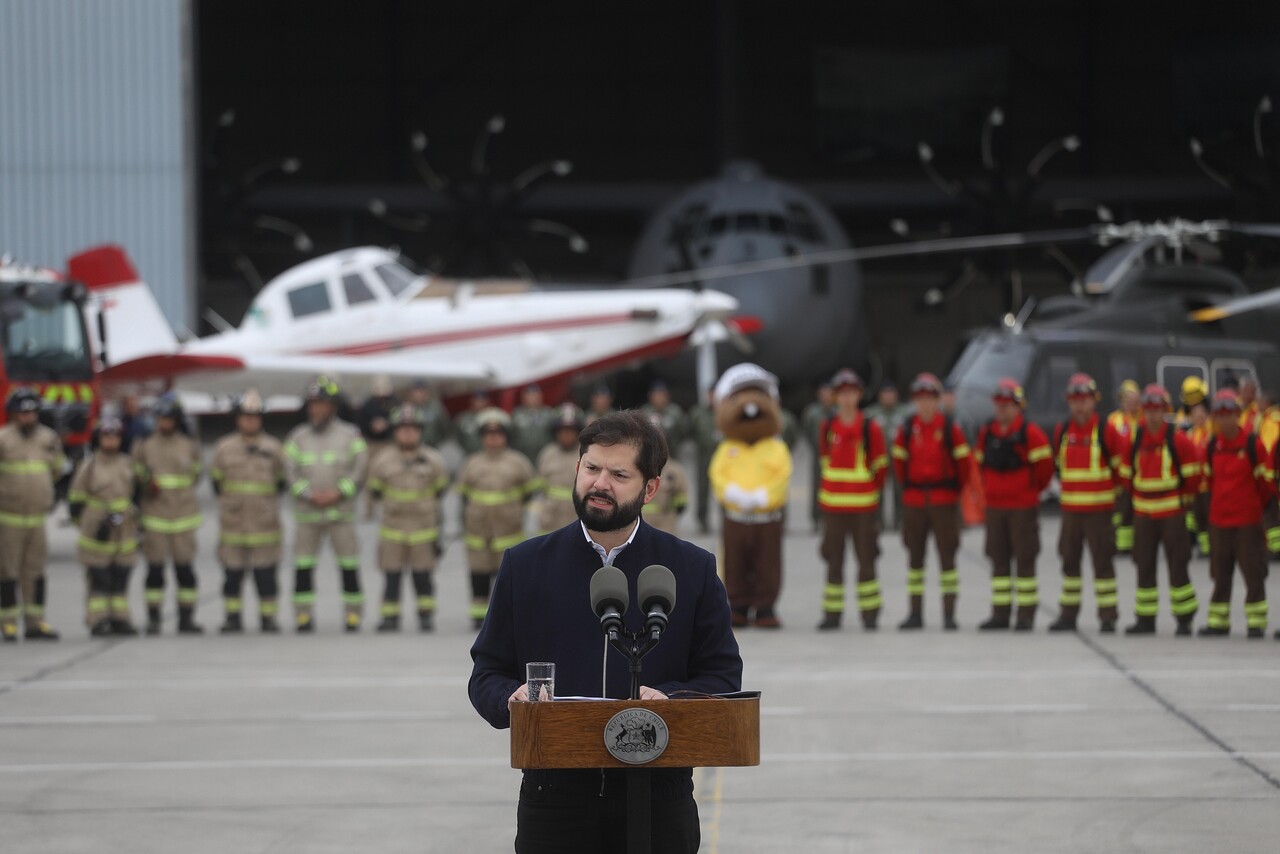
[526,662,555,702]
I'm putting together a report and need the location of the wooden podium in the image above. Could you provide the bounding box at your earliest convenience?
[510,694,760,769]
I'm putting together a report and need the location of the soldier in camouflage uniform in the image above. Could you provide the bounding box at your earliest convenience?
[285,377,369,633]
[0,388,65,640]
[69,416,140,636]
[687,388,721,534]
[457,408,538,628]
[403,379,453,450]
[536,404,584,535]
[133,394,204,634]
[641,380,687,452]
[209,390,286,634]
[368,405,449,632]
[511,384,556,464]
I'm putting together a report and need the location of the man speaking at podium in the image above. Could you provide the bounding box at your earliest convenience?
[469,410,742,853]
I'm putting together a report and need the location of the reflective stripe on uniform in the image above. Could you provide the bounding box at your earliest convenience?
[0,510,45,528]
[220,531,282,547]
[0,460,53,474]
[222,481,276,495]
[140,514,202,533]
[379,527,439,545]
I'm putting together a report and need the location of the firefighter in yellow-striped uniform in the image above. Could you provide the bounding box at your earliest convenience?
[368,405,449,633]
[0,388,65,640]
[285,377,369,633]
[535,404,584,535]
[1257,402,1280,562]
[209,389,286,634]
[134,394,204,635]
[457,408,538,628]
[1107,379,1142,554]
[68,416,140,636]
[1179,377,1213,558]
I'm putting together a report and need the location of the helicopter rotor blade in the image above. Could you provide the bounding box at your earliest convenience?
[1189,286,1280,323]
[620,226,1098,290]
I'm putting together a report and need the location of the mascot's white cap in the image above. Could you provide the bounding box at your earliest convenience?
[714,362,779,403]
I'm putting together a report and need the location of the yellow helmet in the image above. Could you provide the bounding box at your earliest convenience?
[1180,375,1207,407]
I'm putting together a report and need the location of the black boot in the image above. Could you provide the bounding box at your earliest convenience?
[754,607,781,629]
[1099,619,1116,634]
[731,606,750,628]
[978,614,1010,631]
[1247,627,1264,639]
[1125,616,1156,635]
[377,615,400,633]
[110,618,138,636]
[90,618,114,637]
[1198,625,1229,637]
[260,615,280,634]
[146,606,162,635]
[816,612,842,631]
[177,608,204,635]
[943,616,959,631]
[418,611,434,633]
[1175,616,1194,637]
[24,622,59,640]
[220,613,243,634]
[1047,615,1077,633]
[898,611,924,631]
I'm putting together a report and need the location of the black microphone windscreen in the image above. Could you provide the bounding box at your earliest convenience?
[590,565,629,616]
[637,564,676,614]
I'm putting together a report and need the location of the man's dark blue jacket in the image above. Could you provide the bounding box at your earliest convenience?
[468,518,743,795]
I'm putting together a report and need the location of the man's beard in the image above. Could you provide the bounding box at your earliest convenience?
[573,486,646,532]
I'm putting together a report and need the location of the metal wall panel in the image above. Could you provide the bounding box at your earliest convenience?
[0,0,193,331]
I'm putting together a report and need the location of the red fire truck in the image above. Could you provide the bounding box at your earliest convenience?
[0,255,99,491]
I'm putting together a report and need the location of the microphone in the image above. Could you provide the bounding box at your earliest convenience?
[589,565,629,641]
[637,565,677,637]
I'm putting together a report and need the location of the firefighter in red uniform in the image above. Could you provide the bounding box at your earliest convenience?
[1199,390,1274,638]
[1237,376,1261,434]
[816,368,888,630]
[976,378,1054,631]
[1050,373,1124,632]
[1120,384,1202,635]
[891,372,970,631]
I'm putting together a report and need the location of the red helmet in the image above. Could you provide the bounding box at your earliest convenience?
[992,377,1025,406]
[1210,388,1242,414]
[909,372,943,397]
[831,368,864,391]
[1065,372,1099,400]
[1140,383,1171,410]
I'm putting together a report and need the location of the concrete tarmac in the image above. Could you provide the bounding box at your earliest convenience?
[2,442,1279,853]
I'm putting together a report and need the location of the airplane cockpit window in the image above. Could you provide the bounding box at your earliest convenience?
[786,204,824,244]
[766,214,788,235]
[374,262,418,298]
[707,215,728,237]
[735,212,763,233]
[287,282,331,319]
[342,273,376,306]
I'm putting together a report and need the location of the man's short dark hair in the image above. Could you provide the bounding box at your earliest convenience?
[578,409,668,481]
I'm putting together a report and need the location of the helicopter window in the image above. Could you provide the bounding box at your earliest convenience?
[1027,354,1080,419]
[342,274,376,306]
[1210,359,1257,394]
[286,282,331,319]
[766,214,788,235]
[707,215,728,237]
[374,263,418,298]
[1156,356,1207,400]
[735,212,763,233]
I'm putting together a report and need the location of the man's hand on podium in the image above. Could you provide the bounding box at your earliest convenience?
[638,686,668,700]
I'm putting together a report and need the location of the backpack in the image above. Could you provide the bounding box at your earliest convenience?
[981,418,1028,472]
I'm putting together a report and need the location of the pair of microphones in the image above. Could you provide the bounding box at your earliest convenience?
[589,564,676,641]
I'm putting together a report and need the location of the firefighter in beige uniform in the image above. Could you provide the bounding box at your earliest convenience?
[368,406,450,633]
[0,388,65,640]
[69,416,140,636]
[209,390,286,634]
[134,395,204,635]
[535,404,584,535]
[285,377,369,632]
[457,408,537,628]
[642,410,690,534]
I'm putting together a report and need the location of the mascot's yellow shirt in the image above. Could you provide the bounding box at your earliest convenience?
[709,437,793,514]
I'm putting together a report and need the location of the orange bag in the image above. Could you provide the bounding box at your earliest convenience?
[961,455,985,527]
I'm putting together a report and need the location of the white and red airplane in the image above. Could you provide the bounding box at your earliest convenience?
[70,245,744,409]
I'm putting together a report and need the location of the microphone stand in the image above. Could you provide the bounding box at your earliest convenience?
[606,625,663,854]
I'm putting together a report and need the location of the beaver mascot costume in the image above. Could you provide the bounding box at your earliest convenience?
[709,363,793,628]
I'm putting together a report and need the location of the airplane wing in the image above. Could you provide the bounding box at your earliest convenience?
[100,351,495,401]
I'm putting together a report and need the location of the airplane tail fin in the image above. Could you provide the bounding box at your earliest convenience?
[68,245,180,366]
